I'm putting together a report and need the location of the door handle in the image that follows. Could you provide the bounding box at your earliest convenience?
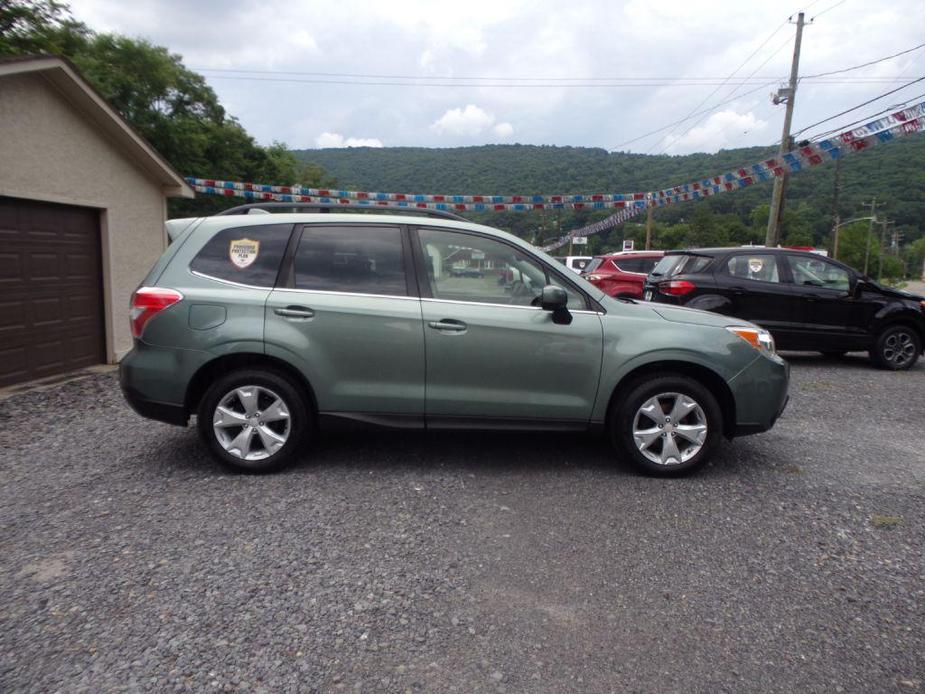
[274,306,315,319]
[428,319,467,332]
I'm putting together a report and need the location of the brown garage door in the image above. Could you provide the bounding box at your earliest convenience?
[0,196,105,387]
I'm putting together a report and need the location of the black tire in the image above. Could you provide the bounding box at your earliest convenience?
[609,374,723,477]
[869,325,921,371]
[197,368,311,472]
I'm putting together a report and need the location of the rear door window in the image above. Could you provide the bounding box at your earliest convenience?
[293,225,408,296]
[190,224,292,287]
[725,254,781,283]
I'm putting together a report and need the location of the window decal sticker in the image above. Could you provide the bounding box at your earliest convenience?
[229,238,260,269]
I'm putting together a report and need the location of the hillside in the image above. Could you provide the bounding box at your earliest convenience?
[293,137,925,249]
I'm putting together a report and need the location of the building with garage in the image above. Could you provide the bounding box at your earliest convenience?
[0,55,193,388]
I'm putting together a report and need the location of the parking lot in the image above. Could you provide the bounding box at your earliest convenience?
[1,354,922,692]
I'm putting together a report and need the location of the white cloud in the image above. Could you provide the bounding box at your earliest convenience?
[431,104,514,139]
[289,29,320,53]
[315,132,384,148]
[660,110,769,155]
[492,122,514,138]
[66,0,923,153]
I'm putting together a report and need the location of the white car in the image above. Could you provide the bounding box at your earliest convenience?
[557,256,593,274]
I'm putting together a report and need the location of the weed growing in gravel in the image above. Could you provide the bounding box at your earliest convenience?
[870,515,904,528]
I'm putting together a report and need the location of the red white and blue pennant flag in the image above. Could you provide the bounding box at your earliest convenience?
[186,100,924,251]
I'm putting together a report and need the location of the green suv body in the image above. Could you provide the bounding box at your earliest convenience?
[120,208,789,475]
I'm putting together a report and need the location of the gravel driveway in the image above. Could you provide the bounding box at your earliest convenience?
[1,354,923,693]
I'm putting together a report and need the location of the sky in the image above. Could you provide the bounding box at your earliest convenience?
[68,0,925,154]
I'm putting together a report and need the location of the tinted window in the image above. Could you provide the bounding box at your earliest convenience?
[725,254,780,283]
[190,224,292,286]
[788,255,850,291]
[615,258,653,273]
[417,228,586,309]
[651,254,711,278]
[294,225,407,296]
[583,258,605,274]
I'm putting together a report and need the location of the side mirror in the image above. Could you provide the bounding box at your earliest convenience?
[853,278,865,299]
[541,285,572,325]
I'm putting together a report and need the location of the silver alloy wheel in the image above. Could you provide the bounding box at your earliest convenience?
[882,330,916,367]
[212,385,291,461]
[632,392,708,466]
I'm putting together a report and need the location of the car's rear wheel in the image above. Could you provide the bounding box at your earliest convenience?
[197,368,310,472]
[870,325,921,371]
[610,375,722,476]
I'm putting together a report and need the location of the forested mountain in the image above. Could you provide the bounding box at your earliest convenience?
[294,137,925,277]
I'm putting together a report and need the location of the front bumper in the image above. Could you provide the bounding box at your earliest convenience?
[728,353,790,437]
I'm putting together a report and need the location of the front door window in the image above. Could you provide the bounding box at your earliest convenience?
[416,228,586,309]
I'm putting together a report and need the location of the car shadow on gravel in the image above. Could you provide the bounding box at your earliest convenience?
[141,424,767,481]
[781,350,924,372]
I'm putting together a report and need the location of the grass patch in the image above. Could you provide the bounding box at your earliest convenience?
[870,515,903,528]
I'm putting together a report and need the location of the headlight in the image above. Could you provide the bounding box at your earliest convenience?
[726,326,776,355]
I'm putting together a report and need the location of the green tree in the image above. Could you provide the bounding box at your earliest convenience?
[903,237,925,280]
[0,0,87,55]
[1,0,333,216]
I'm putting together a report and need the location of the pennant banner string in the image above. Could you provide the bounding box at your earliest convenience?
[185,100,925,252]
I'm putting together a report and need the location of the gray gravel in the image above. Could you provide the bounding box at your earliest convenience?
[1,353,923,693]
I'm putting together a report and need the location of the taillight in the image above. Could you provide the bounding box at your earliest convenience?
[130,287,183,338]
[658,280,696,296]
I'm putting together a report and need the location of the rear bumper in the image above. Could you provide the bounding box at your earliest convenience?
[120,381,188,426]
[729,354,790,437]
[118,341,211,427]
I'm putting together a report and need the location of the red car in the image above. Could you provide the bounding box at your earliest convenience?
[582,251,665,299]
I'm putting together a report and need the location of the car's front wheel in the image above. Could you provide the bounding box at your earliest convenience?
[870,325,921,371]
[610,375,722,476]
[197,368,311,472]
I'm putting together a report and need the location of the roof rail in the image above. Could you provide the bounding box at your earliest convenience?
[213,201,468,221]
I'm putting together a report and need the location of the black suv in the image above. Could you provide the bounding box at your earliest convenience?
[644,247,925,370]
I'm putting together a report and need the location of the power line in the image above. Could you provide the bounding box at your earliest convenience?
[611,81,782,149]
[194,74,895,89]
[803,41,925,79]
[645,20,791,153]
[810,0,848,20]
[793,75,925,136]
[193,66,900,83]
[653,32,795,155]
[801,90,925,141]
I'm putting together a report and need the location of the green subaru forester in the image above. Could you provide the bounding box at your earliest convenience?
[120,204,789,476]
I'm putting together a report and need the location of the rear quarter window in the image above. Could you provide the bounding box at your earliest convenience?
[651,254,712,277]
[190,224,292,287]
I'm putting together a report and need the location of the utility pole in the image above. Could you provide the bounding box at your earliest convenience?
[877,219,895,281]
[765,12,806,247]
[861,198,878,276]
[830,156,842,257]
[645,204,654,250]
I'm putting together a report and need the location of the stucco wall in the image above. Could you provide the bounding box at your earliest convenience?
[0,72,168,362]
